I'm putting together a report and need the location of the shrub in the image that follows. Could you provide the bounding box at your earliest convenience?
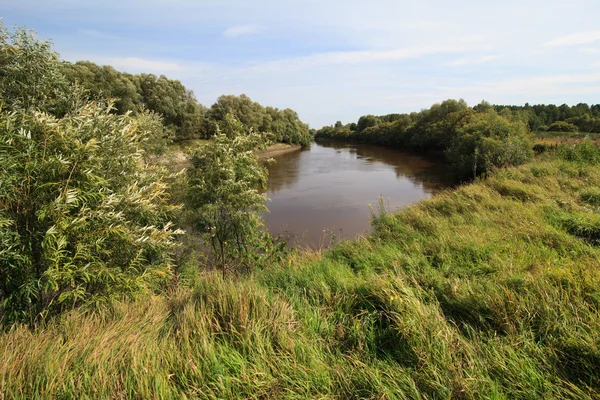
[548,121,579,133]
[557,141,600,164]
[0,103,180,325]
[186,114,273,276]
[446,111,533,179]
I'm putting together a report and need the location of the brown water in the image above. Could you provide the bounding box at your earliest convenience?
[264,140,452,248]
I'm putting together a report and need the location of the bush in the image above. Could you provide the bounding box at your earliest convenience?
[557,141,600,164]
[185,114,273,276]
[0,24,71,115]
[0,103,180,325]
[446,111,533,179]
[548,121,578,133]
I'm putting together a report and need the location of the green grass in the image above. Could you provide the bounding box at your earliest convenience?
[2,145,600,399]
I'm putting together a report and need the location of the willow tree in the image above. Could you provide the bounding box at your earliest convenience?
[0,23,71,116]
[186,114,270,276]
[0,23,180,325]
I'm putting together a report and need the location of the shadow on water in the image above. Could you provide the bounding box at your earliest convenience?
[263,140,453,248]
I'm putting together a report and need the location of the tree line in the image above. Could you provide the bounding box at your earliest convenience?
[491,102,600,133]
[315,99,534,179]
[60,62,312,147]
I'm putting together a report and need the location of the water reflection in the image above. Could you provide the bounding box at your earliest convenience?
[264,140,452,248]
[262,148,301,193]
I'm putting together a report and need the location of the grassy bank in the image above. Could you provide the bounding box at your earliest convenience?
[1,144,600,399]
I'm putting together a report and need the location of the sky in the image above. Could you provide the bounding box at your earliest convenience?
[2,0,600,127]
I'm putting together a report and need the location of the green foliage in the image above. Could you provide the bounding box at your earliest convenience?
[2,145,600,398]
[316,99,532,179]
[136,73,207,141]
[0,102,181,325]
[0,23,71,115]
[133,106,173,156]
[61,61,141,114]
[61,62,208,143]
[186,114,272,276]
[5,24,311,148]
[0,17,180,326]
[494,102,600,133]
[446,111,533,179]
[548,120,579,132]
[356,114,380,132]
[207,94,312,147]
[557,140,600,164]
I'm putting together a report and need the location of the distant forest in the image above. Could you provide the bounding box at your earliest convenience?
[491,103,600,133]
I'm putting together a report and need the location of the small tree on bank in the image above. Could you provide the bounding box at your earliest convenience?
[186,114,271,277]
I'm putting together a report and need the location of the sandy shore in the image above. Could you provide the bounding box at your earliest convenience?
[152,142,303,171]
[258,143,302,159]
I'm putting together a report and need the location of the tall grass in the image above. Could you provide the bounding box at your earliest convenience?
[1,143,600,399]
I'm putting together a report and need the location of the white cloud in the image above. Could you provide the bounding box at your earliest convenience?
[442,73,600,97]
[223,25,261,38]
[446,55,501,67]
[247,42,493,73]
[580,47,600,55]
[78,29,119,40]
[9,0,600,126]
[104,57,187,72]
[544,30,600,47]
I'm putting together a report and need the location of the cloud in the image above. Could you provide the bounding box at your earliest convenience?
[7,0,600,126]
[223,25,261,38]
[103,57,187,72]
[446,55,501,67]
[247,42,493,73]
[580,47,600,55]
[78,29,119,40]
[442,73,600,97]
[544,30,600,47]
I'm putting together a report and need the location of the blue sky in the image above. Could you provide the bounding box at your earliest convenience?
[3,0,600,127]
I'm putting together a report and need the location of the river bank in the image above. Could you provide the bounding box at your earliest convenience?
[153,140,301,171]
[1,142,599,398]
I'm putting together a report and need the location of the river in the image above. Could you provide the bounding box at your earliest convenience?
[263,140,452,248]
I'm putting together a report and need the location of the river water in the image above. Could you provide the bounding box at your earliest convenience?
[264,140,452,248]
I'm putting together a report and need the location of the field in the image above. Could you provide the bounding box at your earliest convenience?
[535,131,600,146]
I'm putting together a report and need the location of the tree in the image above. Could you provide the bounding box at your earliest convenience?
[357,114,380,132]
[0,23,71,115]
[547,121,578,133]
[0,102,181,325]
[446,111,533,179]
[0,24,180,325]
[136,74,207,141]
[206,94,312,147]
[61,62,141,114]
[186,114,270,277]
